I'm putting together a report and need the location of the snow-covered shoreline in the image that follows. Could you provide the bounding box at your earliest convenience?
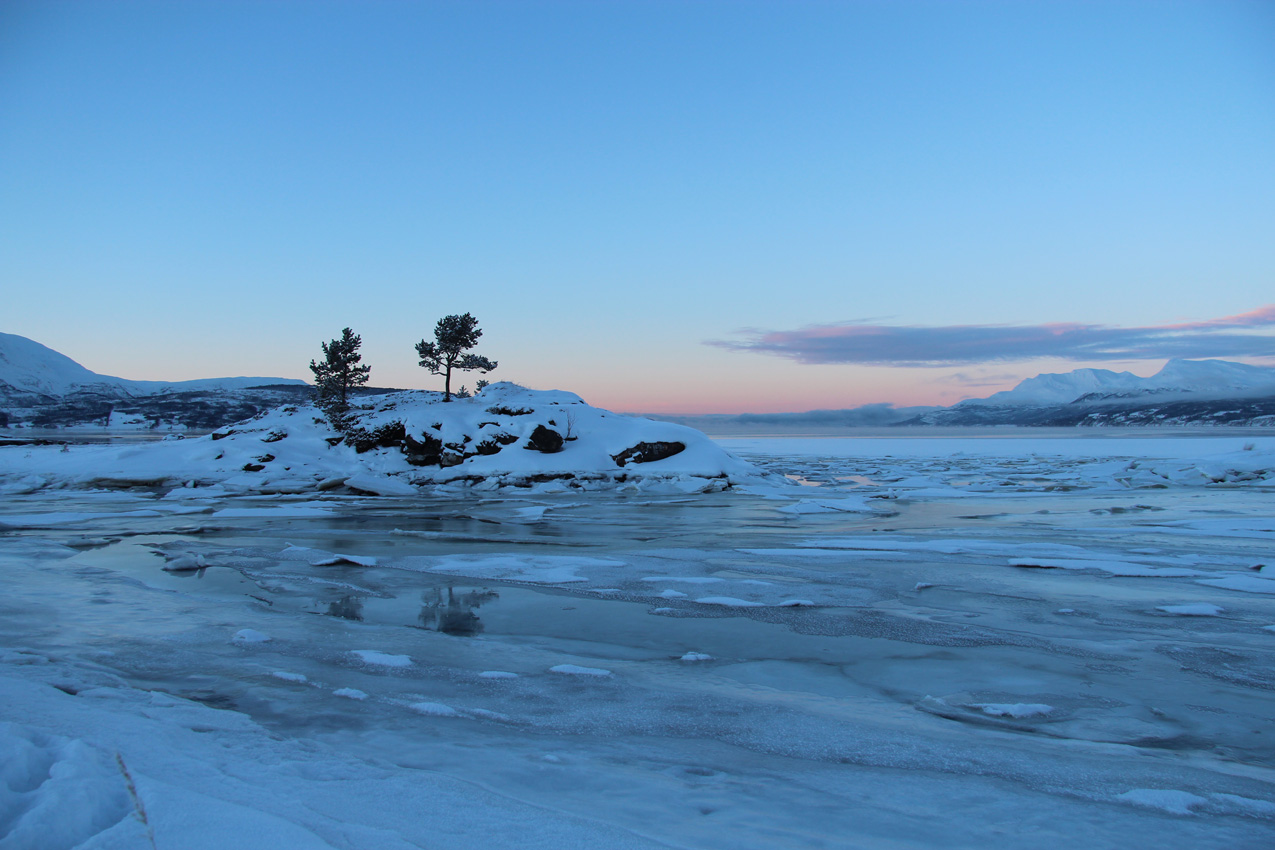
[0,384,769,495]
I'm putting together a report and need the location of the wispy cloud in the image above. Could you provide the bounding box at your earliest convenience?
[709,306,1275,366]
[941,371,1025,388]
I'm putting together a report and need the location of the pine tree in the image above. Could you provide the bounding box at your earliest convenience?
[310,327,371,430]
[415,313,497,401]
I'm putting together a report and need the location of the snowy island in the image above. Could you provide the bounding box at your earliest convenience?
[1,383,768,494]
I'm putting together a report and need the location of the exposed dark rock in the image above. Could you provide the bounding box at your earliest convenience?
[0,436,62,447]
[512,473,576,486]
[439,451,466,467]
[241,463,265,472]
[325,436,344,447]
[347,421,406,453]
[487,405,533,416]
[402,432,443,466]
[612,441,685,466]
[261,429,287,443]
[525,424,564,453]
[474,439,504,456]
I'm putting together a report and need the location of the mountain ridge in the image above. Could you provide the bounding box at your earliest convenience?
[0,332,306,400]
[960,358,1275,408]
[0,332,318,429]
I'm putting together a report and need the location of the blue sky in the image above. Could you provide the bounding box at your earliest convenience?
[3,0,1272,412]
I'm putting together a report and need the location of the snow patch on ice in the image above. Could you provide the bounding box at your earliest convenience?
[1156,604,1224,616]
[549,664,612,677]
[410,701,459,717]
[969,703,1054,718]
[333,688,368,700]
[348,650,412,667]
[1209,792,1275,816]
[1116,788,1208,815]
[694,597,764,607]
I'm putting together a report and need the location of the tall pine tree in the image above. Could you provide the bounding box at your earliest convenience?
[415,313,497,401]
[310,327,370,430]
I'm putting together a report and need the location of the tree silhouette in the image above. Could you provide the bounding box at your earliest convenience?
[415,314,497,401]
[310,327,370,430]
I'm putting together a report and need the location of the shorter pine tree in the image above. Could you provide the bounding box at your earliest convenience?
[310,327,371,431]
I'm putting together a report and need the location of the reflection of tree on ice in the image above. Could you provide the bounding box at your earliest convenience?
[418,587,498,636]
[327,595,364,621]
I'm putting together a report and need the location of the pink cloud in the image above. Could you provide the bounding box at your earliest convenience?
[710,305,1275,366]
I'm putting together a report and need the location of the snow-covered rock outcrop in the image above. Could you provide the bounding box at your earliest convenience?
[0,384,767,494]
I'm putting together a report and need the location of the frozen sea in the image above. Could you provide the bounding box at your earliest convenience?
[2,434,1274,849]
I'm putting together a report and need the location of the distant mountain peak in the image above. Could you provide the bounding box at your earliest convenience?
[0,332,109,397]
[960,358,1275,408]
[0,331,307,401]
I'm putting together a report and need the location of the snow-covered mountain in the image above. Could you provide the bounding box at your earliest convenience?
[902,358,1275,427]
[0,332,321,430]
[962,368,1147,407]
[962,359,1275,408]
[0,332,305,400]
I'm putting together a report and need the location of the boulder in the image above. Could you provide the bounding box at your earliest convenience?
[612,441,685,467]
[525,424,564,454]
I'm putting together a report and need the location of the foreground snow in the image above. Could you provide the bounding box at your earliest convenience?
[0,383,765,494]
[1,435,1273,848]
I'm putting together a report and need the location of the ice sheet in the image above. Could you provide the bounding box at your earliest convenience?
[1,436,1273,848]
